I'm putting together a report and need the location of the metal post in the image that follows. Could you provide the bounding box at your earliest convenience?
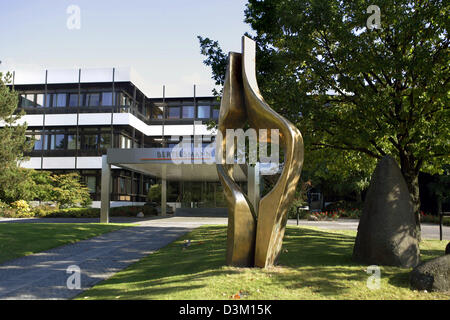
[248,163,260,214]
[161,165,167,216]
[100,155,111,223]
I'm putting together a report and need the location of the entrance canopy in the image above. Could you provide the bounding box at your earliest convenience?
[106,148,247,182]
[100,148,279,223]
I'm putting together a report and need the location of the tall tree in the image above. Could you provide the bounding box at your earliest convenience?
[199,0,449,240]
[0,72,33,202]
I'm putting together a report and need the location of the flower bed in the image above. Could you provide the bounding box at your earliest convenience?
[308,208,362,221]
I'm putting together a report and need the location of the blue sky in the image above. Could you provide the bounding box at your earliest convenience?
[0,0,251,97]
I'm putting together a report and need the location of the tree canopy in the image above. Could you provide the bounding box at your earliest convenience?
[0,72,34,202]
[198,0,450,237]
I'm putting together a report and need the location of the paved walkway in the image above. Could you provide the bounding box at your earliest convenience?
[0,218,197,300]
[0,216,448,300]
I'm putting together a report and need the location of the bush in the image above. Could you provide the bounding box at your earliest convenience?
[28,206,99,218]
[147,184,161,203]
[0,207,20,218]
[10,200,33,217]
[325,200,363,211]
[287,198,307,219]
[110,205,157,217]
[1,204,159,219]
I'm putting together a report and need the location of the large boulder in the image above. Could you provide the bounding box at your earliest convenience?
[353,156,420,268]
[410,255,450,292]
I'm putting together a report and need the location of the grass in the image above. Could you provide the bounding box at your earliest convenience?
[77,225,449,300]
[0,223,129,264]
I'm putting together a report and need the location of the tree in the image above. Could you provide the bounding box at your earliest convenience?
[0,72,34,202]
[0,168,36,203]
[199,0,450,240]
[49,172,92,208]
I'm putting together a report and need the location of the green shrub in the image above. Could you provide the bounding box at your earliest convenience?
[110,205,159,217]
[0,200,9,209]
[147,184,161,203]
[287,198,307,219]
[10,200,33,217]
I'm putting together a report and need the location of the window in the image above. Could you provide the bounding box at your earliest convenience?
[79,93,86,106]
[101,92,113,106]
[197,105,210,118]
[182,106,195,118]
[152,105,164,119]
[99,133,111,149]
[83,134,98,150]
[36,94,44,108]
[120,135,132,149]
[85,176,96,193]
[86,93,100,106]
[67,134,78,150]
[168,106,180,119]
[118,177,131,194]
[119,94,131,107]
[45,93,52,107]
[33,134,44,150]
[49,134,65,150]
[54,93,66,107]
[212,108,220,119]
[68,94,78,107]
[20,94,35,108]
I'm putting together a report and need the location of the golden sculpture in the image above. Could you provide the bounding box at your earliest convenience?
[217,36,304,268]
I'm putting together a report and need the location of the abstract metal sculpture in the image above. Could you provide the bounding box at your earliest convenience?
[217,36,304,268]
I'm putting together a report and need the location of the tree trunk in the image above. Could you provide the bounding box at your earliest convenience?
[400,161,421,242]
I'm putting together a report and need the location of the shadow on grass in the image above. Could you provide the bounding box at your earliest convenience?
[80,226,447,299]
[268,227,364,296]
[81,226,238,299]
[279,227,356,267]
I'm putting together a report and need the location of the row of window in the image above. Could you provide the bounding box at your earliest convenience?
[19,92,133,108]
[29,130,138,151]
[162,105,219,120]
[20,93,219,120]
[32,132,111,151]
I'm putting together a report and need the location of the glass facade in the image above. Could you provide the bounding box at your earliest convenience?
[68,93,78,107]
[168,106,180,119]
[197,105,210,118]
[182,106,195,118]
[16,82,221,204]
[101,92,113,106]
[86,93,100,107]
[36,94,44,107]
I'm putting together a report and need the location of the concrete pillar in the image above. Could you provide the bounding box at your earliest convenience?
[248,162,260,214]
[100,155,111,223]
[161,165,167,216]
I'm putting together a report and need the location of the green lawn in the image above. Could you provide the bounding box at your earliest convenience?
[77,225,449,300]
[0,223,128,264]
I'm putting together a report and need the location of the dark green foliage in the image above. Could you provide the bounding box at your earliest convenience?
[0,73,34,202]
[198,0,450,239]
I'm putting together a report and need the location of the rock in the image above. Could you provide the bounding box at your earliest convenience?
[307,214,319,221]
[410,255,450,292]
[446,242,450,255]
[353,156,420,268]
[136,212,144,218]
